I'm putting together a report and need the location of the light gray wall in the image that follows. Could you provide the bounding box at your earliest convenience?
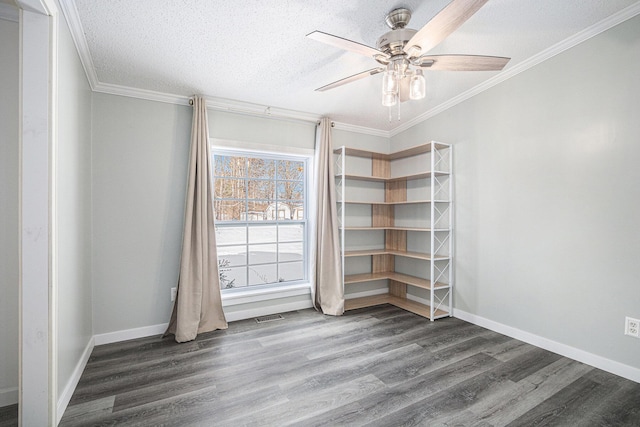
[56,11,94,398]
[91,99,391,333]
[333,128,389,153]
[91,93,191,334]
[92,96,320,335]
[209,110,316,148]
[392,15,640,369]
[0,17,19,406]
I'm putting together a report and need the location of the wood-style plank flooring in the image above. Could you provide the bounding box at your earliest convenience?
[0,404,17,427]
[55,305,640,426]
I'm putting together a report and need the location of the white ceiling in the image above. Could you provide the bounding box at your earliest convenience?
[69,0,640,133]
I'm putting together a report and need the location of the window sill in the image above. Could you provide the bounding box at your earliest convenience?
[221,283,312,307]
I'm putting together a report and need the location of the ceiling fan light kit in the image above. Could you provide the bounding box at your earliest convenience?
[410,69,426,100]
[307,0,510,119]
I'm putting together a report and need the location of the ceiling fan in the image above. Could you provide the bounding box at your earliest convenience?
[307,0,510,106]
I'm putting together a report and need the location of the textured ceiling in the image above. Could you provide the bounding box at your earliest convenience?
[72,0,639,132]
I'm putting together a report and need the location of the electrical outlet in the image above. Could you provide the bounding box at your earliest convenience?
[171,287,177,302]
[625,317,640,338]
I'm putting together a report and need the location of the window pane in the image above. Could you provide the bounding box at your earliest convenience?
[277,181,304,201]
[248,264,277,286]
[279,262,303,282]
[245,200,268,221]
[279,242,302,262]
[263,202,292,221]
[278,160,304,181]
[214,200,245,221]
[220,266,247,289]
[214,155,246,178]
[247,179,275,200]
[289,202,304,220]
[214,150,307,290]
[214,178,245,200]
[216,226,246,245]
[248,158,275,180]
[217,245,247,267]
[248,225,276,244]
[249,244,277,264]
[278,224,303,242]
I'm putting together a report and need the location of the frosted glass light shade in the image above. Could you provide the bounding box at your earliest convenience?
[382,92,397,106]
[382,70,398,94]
[409,69,426,100]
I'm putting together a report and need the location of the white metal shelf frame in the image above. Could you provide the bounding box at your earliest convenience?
[335,142,453,321]
[429,142,453,320]
[335,146,346,296]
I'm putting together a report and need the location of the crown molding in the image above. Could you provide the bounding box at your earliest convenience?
[333,122,390,138]
[57,0,98,89]
[51,0,391,137]
[56,0,640,139]
[93,82,391,136]
[205,97,390,137]
[0,3,18,22]
[390,1,640,137]
[93,81,190,105]
[204,95,321,124]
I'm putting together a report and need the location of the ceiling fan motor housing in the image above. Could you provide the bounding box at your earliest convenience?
[377,28,417,57]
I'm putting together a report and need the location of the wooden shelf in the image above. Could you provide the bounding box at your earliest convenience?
[336,171,449,182]
[344,294,449,319]
[344,294,392,310]
[343,272,389,284]
[342,226,448,232]
[343,272,449,290]
[334,142,450,160]
[344,249,449,261]
[337,140,452,323]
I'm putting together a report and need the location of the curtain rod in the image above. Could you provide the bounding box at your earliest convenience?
[189,98,336,128]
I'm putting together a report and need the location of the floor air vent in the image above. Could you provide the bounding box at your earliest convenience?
[255,313,284,324]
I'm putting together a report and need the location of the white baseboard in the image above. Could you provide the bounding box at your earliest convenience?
[0,386,18,407]
[56,337,94,424]
[222,284,311,307]
[93,299,316,346]
[224,300,313,322]
[94,323,169,346]
[454,309,640,384]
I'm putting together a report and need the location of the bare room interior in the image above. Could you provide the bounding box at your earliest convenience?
[1,0,639,425]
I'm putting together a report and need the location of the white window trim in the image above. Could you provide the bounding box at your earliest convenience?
[221,283,311,307]
[211,138,314,157]
[211,139,315,297]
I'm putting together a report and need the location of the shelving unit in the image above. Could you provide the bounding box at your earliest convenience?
[335,142,453,320]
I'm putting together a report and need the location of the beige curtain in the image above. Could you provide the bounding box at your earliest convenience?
[165,96,228,342]
[313,118,344,315]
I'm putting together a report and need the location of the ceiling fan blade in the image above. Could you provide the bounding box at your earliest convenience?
[307,31,388,59]
[418,54,510,71]
[315,68,385,92]
[404,0,489,56]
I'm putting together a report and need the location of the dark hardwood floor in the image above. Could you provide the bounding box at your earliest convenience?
[0,404,17,427]
[57,305,639,426]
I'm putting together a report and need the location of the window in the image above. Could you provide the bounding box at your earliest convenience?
[213,149,308,291]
